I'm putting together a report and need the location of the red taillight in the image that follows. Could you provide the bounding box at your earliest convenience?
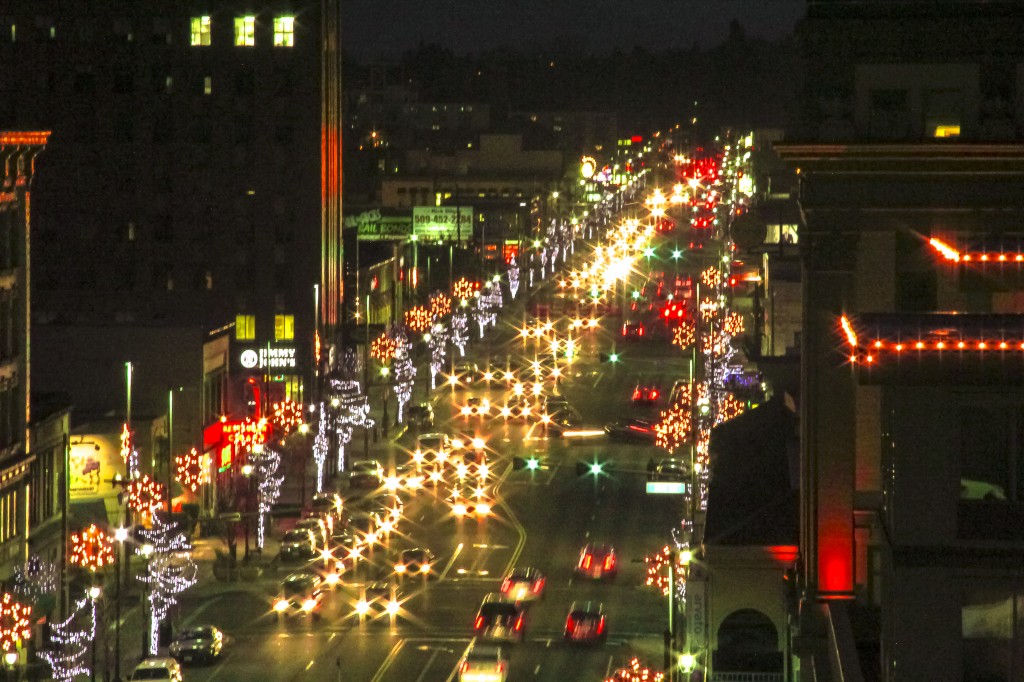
[533,578,544,592]
[604,555,615,571]
[461,662,470,673]
[566,616,576,632]
[514,614,523,631]
[501,579,511,592]
[632,389,640,400]
[650,390,658,399]
[474,616,484,630]
[597,616,606,634]
[638,327,644,336]
[582,554,592,569]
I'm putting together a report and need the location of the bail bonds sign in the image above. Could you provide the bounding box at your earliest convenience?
[413,206,473,243]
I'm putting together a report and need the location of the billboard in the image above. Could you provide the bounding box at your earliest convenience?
[413,206,473,243]
[344,209,412,241]
[69,434,127,500]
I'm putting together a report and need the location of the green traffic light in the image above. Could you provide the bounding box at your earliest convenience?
[631,291,641,300]
[590,462,603,475]
[609,353,619,363]
[643,247,655,258]
[526,457,540,471]
[672,249,682,259]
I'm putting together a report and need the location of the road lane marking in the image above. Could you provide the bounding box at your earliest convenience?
[493,463,527,575]
[305,660,315,671]
[535,664,542,675]
[444,638,476,682]
[605,655,614,678]
[438,542,464,582]
[370,639,406,682]
[412,648,442,682]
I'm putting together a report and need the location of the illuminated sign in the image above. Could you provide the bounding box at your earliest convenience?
[412,206,473,243]
[646,481,687,495]
[69,435,127,501]
[344,209,412,240]
[237,347,297,370]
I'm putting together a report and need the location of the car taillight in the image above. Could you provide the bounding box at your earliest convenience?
[604,555,615,571]
[533,579,544,592]
[514,615,523,630]
[639,327,644,336]
[597,616,606,634]
[501,579,511,592]
[650,390,658,399]
[474,616,484,630]
[566,616,575,632]
[582,554,592,569]
[461,661,470,673]
[632,389,640,400]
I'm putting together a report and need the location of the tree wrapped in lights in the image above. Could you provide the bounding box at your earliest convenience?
[137,517,197,656]
[428,323,449,389]
[328,379,374,476]
[429,291,451,319]
[370,333,397,364]
[451,310,469,357]
[13,555,58,603]
[252,448,283,550]
[672,321,696,348]
[271,398,304,435]
[120,423,139,478]
[723,311,745,336]
[405,305,432,333]
[507,260,520,299]
[127,475,164,518]
[392,338,416,423]
[700,266,721,289]
[654,384,692,454]
[175,447,208,492]
[313,402,329,493]
[69,525,114,572]
[0,592,32,655]
[38,594,94,681]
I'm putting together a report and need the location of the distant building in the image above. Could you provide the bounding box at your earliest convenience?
[0,130,49,580]
[776,1,1024,679]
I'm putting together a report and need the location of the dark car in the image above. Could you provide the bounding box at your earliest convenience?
[604,418,658,444]
[279,528,317,562]
[655,458,689,482]
[575,543,618,581]
[545,408,582,438]
[395,547,436,577]
[350,460,384,489]
[631,380,663,405]
[310,492,343,521]
[273,572,324,618]
[474,594,526,643]
[408,403,434,428]
[168,625,227,664]
[564,601,607,644]
[621,320,646,339]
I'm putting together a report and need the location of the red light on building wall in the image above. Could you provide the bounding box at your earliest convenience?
[630,135,643,144]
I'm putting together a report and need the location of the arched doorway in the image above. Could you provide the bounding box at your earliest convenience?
[714,608,783,674]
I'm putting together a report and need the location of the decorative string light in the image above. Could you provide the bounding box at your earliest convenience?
[223,417,270,455]
[313,402,329,493]
[453,277,476,300]
[370,333,397,363]
[252,448,283,550]
[654,384,692,454]
[717,393,746,425]
[604,656,665,682]
[120,423,139,478]
[507,261,521,299]
[174,447,208,492]
[137,517,197,656]
[429,291,452,318]
[928,237,1024,264]
[700,266,721,289]
[392,339,416,423]
[0,593,32,653]
[451,311,469,357]
[404,305,431,333]
[428,323,449,389]
[127,475,164,517]
[38,594,94,680]
[328,379,374,474]
[271,399,304,434]
[13,555,59,600]
[672,321,696,348]
[723,312,745,336]
[699,296,719,321]
[69,525,114,572]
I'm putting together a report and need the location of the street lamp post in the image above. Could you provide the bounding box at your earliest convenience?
[88,585,102,682]
[380,367,390,436]
[139,543,154,659]
[114,526,128,682]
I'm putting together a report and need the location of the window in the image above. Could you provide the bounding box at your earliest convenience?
[203,76,212,96]
[190,16,210,46]
[924,89,962,139]
[235,314,256,341]
[275,315,295,341]
[273,16,294,47]
[234,16,255,46]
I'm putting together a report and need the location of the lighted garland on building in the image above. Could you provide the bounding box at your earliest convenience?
[672,321,696,348]
[723,311,745,336]
[370,333,397,364]
[69,525,114,572]
[700,266,721,289]
[404,305,432,333]
[0,592,32,654]
[271,398,304,435]
[451,310,469,357]
[38,595,94,681]
[392,338,416,423]
[429,291,452,319]
[127,475,164,518]
[137,517,197,656]
[174,447,208,492]
[252,448,283,550]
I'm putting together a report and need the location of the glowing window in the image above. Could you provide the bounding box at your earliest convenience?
[274,315,295,342]
[235,315,256,341]
[934,125,961,138]
[190,16,211,46]
[273,16,294,47]
[203,76,212,95]
[234,16,255,46]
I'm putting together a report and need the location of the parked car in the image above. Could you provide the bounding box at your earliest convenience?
[294,517,329,547]
[408,403,434,428]
[279,528,317,562]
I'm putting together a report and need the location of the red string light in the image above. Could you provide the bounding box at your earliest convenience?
[127,475,164,516]
[0,593,32,653]
[69,524,114,572]
[175,448,208,492]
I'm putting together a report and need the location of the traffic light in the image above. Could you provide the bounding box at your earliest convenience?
[526,456,540,471]
[576,457,612,476]
[598,352,620,363]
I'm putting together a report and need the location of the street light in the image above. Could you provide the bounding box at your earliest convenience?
[139,543,154,659]
[113,526,128,682]
[88,586,102,682]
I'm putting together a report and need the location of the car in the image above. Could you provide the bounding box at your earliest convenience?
[395,547,436,576]
[564,601,607,644]
[394,462,425,491]
[130,658,183,681]
[274,572,324,618]
[655,458,689,482]
[575,543,618,581]
[448,361,479,389]
[545,408,582,438]
[542,395,571,413]
[168,625,227,665]
[474,594,526,643]
[368,494,404,529]
[499,567,546,602]
[350,460,384,489]
[450,490,493,518]
[414,433,451,467]
[631,380,663,405]
[294,517,329,547]
[497,397,532,420]
[461,396,490,418]
[458,643,510,682]
[310,492,343,523]
[408,402,435,427]
[604,418,658,443]
[621,320,646,338]
[279,528,317,562]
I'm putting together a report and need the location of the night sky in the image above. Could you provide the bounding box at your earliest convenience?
[341,0,806,56]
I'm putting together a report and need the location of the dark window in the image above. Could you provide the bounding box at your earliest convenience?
[113,67,134,94]
[274,125,293,144]
[869,88,909,140]
[153,216,173,243]
[73,71,95,95]
[235,68,254,96]
[190,122,211,144]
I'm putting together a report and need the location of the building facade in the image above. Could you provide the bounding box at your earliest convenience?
[777,1,1024,679]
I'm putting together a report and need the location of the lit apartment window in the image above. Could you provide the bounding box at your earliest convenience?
[234,16,255,46]
[273,16,294,47]
[190,16,211,46]
[235,314,256,340]
[274,315,294,341]
[204,76,212,95]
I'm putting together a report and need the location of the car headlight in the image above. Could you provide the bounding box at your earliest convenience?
[274,599,289,612]
[420,563,431,574]
[302,599,317,612]
[453,503,468,516]
[461,406,472,416]
[476,503,492,515]
[325,572,340,586]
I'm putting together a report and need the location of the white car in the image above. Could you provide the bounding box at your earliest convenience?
[458,643,509,682]
[130,658,182,681]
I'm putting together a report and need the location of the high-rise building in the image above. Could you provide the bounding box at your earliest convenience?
[0,2,343,431]
[776,1,1024,679]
